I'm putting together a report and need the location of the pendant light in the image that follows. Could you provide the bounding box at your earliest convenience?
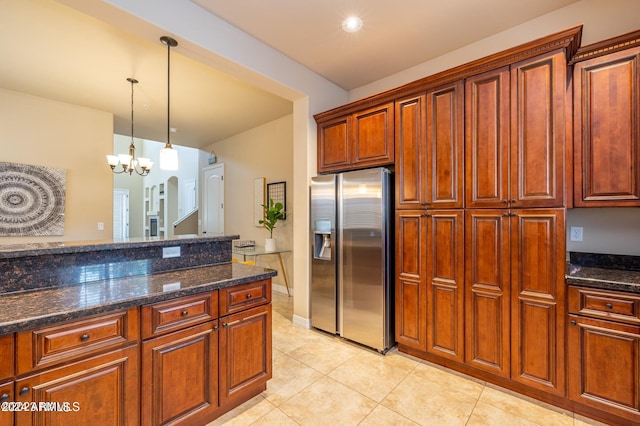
[159,36,179,171]
[107,78,153,175]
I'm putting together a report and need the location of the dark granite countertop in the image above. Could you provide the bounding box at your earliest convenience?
[566,252,640,294]
[0,234,238,259]
[0,262,276,335]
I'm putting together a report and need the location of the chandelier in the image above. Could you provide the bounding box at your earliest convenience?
[106,78,153,175]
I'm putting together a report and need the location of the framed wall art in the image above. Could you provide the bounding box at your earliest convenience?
[0,162,66,236]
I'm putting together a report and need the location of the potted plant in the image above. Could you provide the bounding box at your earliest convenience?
[259,198,286,251]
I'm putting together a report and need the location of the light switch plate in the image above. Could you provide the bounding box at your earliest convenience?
[570,227,583,242]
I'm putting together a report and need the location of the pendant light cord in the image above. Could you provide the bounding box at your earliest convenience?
[166,39,171,147]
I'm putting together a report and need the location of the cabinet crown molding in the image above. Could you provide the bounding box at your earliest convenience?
[570,28,640,64]
[315,25,582,122]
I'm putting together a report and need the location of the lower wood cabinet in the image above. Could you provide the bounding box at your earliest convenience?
[219,304,272,410]
[14,345,139,425]
[395,211,428,351]
[426,210,464,362]
[142,321,219,426]
[465,209,566,393]
[0,380,14,426]
[1,278,273,426]
[568,315,640,423]
[568,285,640,424]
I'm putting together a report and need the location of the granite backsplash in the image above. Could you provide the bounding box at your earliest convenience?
[569,252,640,272]
[0,236,237,294]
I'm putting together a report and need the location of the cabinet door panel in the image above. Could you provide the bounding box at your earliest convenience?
[352,103,394,167]
[465,68,510,208]
[15,346,139,426]
[395,212,427,351]
[219,304,272,409]
[318,116,351,173]
[395,95,427,209]
[574,48,640,206]
[0,381,13,426]
[427,211,464,362]
[427,82,464,208]
[568,315,640,423]
[465,210,510,376]
[510,209,565,394]
[142,321,219,426]
[510,51,565,207]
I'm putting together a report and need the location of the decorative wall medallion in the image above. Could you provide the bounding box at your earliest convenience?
[0,162,66,236]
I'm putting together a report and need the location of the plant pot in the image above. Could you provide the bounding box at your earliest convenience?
[265,238,277,252]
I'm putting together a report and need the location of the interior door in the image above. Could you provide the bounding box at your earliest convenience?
[113,189,129,239]
[202,164,224,236]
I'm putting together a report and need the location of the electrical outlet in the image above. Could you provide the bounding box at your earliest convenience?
[570,227,583,242]
[97,222,104,231]
[162,246,181,258]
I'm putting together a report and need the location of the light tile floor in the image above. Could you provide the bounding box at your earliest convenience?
[209,292,609,426]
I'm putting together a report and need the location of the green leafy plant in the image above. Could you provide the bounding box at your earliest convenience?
[259,198,286,238]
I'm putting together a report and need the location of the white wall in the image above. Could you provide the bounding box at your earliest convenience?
[204,115,294,294]
[0,88,113,244]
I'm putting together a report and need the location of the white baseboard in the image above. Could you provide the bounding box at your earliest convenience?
[272,283,292,296]
[292,314,311,329]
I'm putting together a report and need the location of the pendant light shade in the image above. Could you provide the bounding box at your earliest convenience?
[159,36,179,171]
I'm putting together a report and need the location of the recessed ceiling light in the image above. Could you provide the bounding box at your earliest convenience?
[342,16,363,33]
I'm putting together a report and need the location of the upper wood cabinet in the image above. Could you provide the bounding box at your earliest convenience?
[572,33,640,206]
[465,51,567,208]
[395,83,464,210]
[465,67,511,209]
[427,82,465,209]
[317,102,394,174]
[395,95,426,209]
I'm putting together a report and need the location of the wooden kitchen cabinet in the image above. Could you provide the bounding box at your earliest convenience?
[317,102,394,173]
[14,345,139,425]
[219,304,272,410]
[395,211,428,352]
[465,67,510,209]
[0,380,13,426]
[464,209,511,377]
[466,51,567,208]
[510,209,565,395]
[465,208,565,393]
[426,210,464,362]
[426,81,465,209]
[0,334,13,381]
[142,320,219,425]
[395,94,427,209]
[568,286,640,424]
[573,34,640,206]
[568,315,640,423]
[395,83,464,210]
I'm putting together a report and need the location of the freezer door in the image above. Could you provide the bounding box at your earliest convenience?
[340,168,393,351]
[310,175,338,334]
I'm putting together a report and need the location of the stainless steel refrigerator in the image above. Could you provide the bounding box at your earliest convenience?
[310,167,394,353]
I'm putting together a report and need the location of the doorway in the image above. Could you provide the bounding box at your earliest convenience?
[202,164,224,236]
[113,189,129,239]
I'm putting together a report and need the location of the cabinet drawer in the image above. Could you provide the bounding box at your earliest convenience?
[141,291,218,339]
[220,280,271,316]
[0,380,13,426]
[568,286,640,325]
[0,334,14,381]
[16,308,138,375]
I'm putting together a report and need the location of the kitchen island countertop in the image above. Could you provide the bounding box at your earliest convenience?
[0,261,276,335]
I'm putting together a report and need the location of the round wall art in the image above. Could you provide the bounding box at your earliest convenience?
[0,162,66,236]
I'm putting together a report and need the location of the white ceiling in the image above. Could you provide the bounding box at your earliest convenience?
[0,0,580,150]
